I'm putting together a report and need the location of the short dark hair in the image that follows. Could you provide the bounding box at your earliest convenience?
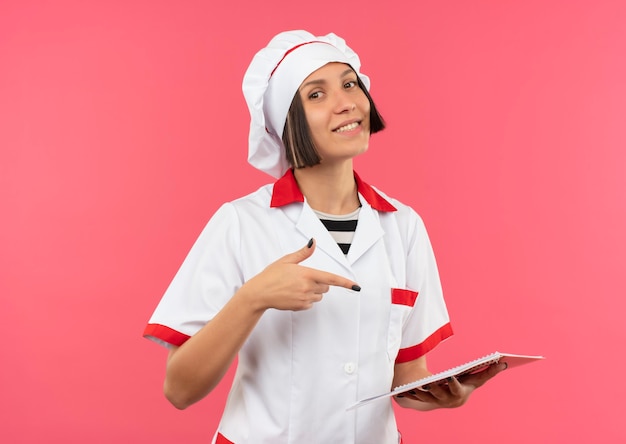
[282,74,386,169]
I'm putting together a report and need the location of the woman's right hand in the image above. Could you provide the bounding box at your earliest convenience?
[164,239,359,409]
[239,238,360,312]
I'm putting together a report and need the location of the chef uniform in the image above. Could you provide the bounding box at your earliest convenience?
[144,31,453,444]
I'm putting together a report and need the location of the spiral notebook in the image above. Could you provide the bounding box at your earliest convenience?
[347,351,544,410]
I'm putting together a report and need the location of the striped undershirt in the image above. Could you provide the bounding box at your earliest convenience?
[313,207,360,255]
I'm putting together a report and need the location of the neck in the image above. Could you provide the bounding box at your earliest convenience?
[293,161,359,215]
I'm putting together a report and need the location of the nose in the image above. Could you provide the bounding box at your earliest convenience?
[333,89,357,114]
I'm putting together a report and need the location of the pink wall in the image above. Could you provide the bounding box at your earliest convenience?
[2,0,625,442]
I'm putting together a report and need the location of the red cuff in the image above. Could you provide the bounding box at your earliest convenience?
[395,323,453,363]
[143,324,190,347]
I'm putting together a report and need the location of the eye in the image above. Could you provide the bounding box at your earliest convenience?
[308,90,323,100]
[344,80,357,89]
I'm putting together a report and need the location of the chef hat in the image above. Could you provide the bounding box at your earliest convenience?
[242,30,371,178]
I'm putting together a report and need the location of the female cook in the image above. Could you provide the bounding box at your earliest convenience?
[144,30,505,444]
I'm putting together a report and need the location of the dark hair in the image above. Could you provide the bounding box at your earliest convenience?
[282,74,386,168]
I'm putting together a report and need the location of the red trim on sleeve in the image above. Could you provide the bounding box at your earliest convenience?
[143,324,191,347]
[216,432,235,444]
[391,288,418,307]
[395,323,454,364]
[270,169,397,212]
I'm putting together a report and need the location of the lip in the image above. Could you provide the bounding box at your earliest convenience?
[332,118,362,132]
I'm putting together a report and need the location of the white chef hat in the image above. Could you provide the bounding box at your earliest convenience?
[242,30,371,178]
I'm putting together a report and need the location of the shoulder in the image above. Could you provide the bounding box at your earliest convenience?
[369,185,425,227]
[216,182,275,218]
[365,184,432,250]
[210,182,286,236]
[198,182,275,236]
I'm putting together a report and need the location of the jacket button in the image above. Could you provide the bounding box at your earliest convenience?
[344,362,356,374]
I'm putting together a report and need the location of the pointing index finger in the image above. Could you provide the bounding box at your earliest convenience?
[309,268,361,292]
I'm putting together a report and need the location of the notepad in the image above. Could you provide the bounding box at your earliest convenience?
[347,351,544,410]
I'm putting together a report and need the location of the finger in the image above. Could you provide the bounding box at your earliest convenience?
[313,283,330,294]
[447,376,463,397]
[481,362,508,381]
[424,383,449,401]
[308,268,361,292]
[461,362,507,388]
[310,292,324,303]
[397,389,433,403]
[278,238,316,265]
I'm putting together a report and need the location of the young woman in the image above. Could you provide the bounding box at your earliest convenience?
[144,30,505,444]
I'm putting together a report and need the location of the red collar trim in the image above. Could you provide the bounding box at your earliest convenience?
[270,169,397,212]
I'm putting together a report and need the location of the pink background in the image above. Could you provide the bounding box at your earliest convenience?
[2,0,625,442]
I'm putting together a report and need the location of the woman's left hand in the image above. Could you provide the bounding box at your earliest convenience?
[397,362,507,409]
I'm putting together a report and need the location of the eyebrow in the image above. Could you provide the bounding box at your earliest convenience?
[300,68,356,89]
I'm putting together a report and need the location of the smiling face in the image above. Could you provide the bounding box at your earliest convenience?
[298,62,371,166]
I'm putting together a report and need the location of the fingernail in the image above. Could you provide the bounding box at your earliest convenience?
[307,238,314,248]
[351,285,361,292]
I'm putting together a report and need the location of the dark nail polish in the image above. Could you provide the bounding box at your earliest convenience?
[307,238,314,248]
[351,285,361,292]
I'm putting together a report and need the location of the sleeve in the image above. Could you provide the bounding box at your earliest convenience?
[395,209,453,363]
[143,202,243,348]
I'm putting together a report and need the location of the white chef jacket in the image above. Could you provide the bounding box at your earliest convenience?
[144,170,453,444]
